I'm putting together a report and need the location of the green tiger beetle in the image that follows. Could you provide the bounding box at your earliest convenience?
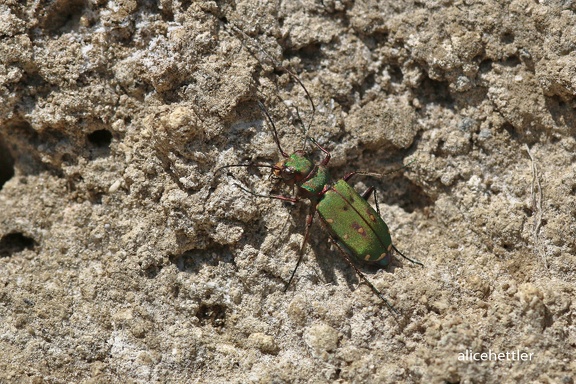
[219,25,423,315]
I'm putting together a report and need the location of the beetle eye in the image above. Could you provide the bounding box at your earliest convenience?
[282,167,295,179]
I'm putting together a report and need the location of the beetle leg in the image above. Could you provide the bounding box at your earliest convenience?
[233,183,299,203]
[365,186,382,217]
[343,171,357,181]
[362,186,424,268]
[284,205,316,291]
[215,162,279,175]
[329,238,400,317]
[343,165,414,182]
[308,137,331,166]
[392,245,424,267]
[342,170,382,181]
[360,186,375,201]
[342,170,386,182]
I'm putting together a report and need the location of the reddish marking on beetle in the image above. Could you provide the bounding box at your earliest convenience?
[351,222,367,237]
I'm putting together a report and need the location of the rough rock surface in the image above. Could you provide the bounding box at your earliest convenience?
[0,0,574,382]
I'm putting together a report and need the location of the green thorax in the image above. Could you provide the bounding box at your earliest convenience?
[283,152,314,176]
[299,165,331,199]
[277,152,332,200]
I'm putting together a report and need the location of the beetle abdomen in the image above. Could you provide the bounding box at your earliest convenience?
[317,180,393,266]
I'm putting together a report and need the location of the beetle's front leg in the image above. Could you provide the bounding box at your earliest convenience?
[308,137,331,166]
[233,183,300,203]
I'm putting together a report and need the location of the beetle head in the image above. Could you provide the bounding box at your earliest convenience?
[273,151,314,184]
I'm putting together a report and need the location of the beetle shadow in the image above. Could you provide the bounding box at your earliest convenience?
[299,221,407,297]
[169,245,236,276]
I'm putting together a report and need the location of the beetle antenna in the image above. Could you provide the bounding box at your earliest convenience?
[292,103,311,150]
[258,101,289,158]
[227,22,317,145]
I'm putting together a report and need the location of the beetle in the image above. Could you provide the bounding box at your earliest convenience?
[218,23,423,314]
[219,101,423,315]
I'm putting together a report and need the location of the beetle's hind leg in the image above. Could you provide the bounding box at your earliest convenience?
[232,182,300,203]
[284,205,316,292]
[329,238,400,316]
[363,186,424,268]
[360,186,375,201]
[392,245,424,267]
